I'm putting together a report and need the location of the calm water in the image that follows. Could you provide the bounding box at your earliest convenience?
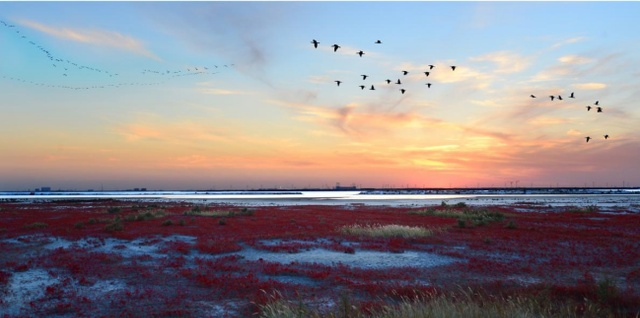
[2,190,640,209]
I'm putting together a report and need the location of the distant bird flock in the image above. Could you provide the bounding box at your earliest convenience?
[0,20,233,91]
[313,38,611,144]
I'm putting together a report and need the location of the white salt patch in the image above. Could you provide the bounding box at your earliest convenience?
[237,247,460,269]
[2,269,59,315]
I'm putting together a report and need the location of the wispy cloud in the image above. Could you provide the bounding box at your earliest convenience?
[470,51,532,74]
[558,55,594,65]
[19,20,161,61]
[572,83,607,90]
[199,88,249,95]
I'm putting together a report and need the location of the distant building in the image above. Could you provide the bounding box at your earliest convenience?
[140,188,147,191]
[41,187,51,192]
[335,182,357,190]
[134,188,140,191]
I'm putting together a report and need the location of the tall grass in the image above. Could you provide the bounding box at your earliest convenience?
[259,288,624,318]
[340,224,435,238]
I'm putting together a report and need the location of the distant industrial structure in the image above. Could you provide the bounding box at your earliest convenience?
[40,187,51,192]
[335,182,357,190]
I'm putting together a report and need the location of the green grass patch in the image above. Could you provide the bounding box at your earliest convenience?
[23,222,48,229]
[410,208,505,227]
[184,206,255,217]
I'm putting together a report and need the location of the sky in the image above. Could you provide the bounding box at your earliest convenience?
[1,1,640,190]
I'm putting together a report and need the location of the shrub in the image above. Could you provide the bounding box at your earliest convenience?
[23,222,48,229]
[74,222,84,229]
[179,219,186,226]
[457,220,466,228]
[484,237,492,244]
[455,202,467,208]
[162,219,174,226]
[505,220,517,229]
[105,220,124,232]
[106,207,122,214]
[218,218,227,226]
[88,218,96,224]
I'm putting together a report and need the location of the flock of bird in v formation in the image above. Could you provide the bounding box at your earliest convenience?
[311,39,610,144]
[0,20,232,90]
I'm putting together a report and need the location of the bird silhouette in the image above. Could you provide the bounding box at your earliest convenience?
[369,85,375,91]
[335,80,342,86]
[558,95,563,101]
[424,72,430,77]
[426,83,432,88]
[402,71,409,75]
[585,137,591,143]
[361,75,368,80]
[332,44,341,52]
[604,135,609,140]
[359,85,365,90]
[549,95,555,101]
[375,40,382,44]
[356,50,365,57]
[451,66,457,71]
[597,107,603,113]
[385,79,392,84]
[530,95,536,98]
[595,101,599,106]
[311,39,319,49]
[586,106,592,111]
[396,79,402,84]
[400,89,406,94]
[570,92,575,98]
[429,65,435,70]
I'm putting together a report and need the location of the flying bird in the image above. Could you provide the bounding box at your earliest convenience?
[400,89,406,94]
[369,85,375,91]
[451,66,457,71]
[375,40,382,44]
[586,106,592,111]
[311,39,320,49]
[585,137,591,143]
[424,72,430,77]
[570,92,575,98]
[597,107,603,113]
[361,75,368,80]
[335,80,342,86]
[558,95,563,101]
[429,65,435,70]
[530,95,536,98]
[396,79,402,84]
[385,79,392,84]
[402,71,409,75]
[356,50,365,57]
[332,44,341,52]
[595,101,599,106]
[549,95,555,101]
[604,135,609,140]
[359,85,365,90]
[426,83,432,88]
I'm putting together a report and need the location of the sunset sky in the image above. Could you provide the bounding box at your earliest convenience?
[1,2,640,190]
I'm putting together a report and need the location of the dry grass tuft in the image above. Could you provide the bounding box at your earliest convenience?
[340,224,435,238]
